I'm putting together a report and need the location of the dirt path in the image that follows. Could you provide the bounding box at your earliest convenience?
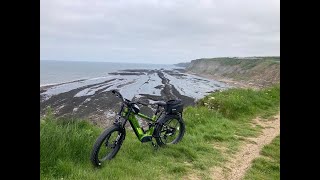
[210,113,280,180]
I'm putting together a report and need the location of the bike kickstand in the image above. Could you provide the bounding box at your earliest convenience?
[151,140,159,150]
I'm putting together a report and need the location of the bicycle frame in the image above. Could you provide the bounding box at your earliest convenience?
[120,106,162,142]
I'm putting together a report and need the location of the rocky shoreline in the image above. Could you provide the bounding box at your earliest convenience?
[40,69,228,128]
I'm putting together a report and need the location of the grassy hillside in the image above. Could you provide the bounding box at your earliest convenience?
[185,57,280,87]
[244,135,280,180]
[40,85,280,179]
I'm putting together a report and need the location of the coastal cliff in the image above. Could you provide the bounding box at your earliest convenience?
[177,57,280,88]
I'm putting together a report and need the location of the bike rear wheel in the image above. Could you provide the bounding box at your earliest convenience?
[154,116,185,147]
[90,125,125,167]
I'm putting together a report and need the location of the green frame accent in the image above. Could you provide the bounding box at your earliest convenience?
[122,107,159,142]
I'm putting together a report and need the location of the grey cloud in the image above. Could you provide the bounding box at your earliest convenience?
[41,0,280,64]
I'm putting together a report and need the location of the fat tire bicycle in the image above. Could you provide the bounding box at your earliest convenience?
[90,90,185,167]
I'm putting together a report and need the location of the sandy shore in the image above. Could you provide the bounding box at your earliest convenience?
[185,71,263,90]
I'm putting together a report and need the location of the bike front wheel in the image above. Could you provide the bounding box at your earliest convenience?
[90,125,126,167]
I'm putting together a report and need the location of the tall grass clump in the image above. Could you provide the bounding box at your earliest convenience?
[198,84,280,120]
[40,112,101,178]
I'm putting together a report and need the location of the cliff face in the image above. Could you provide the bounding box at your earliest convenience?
[175,62,190,68]
[185,57,280,87]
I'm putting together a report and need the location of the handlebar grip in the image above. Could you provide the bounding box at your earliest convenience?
[111,90,123,101]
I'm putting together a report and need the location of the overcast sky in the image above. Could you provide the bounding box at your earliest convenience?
[40,0,280,64]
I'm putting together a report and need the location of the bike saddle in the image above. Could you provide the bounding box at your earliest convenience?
[151,101,166,106]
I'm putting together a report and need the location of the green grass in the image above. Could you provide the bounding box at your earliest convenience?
[240,60,264,70]
[197,85,280,120]
[214,58,243,66]
[203,57,279,70]
[40,85,280,179]
[244,135,280,180]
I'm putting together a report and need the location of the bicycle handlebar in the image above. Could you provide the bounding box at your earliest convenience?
[112,90,124,102]
[112,89,166,109]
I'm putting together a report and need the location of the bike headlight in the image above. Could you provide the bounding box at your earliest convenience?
[132,104,140,114]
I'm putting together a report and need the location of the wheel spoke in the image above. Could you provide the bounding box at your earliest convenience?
[173,121,179,128]
[163,134,168,143]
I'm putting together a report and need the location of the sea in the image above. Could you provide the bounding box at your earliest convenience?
[40,60,179,86]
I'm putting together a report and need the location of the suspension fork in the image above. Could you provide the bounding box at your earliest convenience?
[122,108,132,129]
[114,104,124,125]
[113,104,129,143]
[113,103,130,128]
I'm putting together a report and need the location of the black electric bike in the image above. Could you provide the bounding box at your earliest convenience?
[90,90,185,167]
